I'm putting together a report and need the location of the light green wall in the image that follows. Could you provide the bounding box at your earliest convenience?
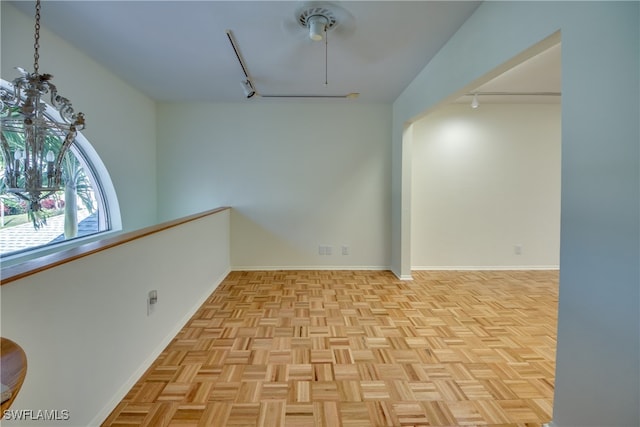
[156,102,392,269]
[394,2,639,425]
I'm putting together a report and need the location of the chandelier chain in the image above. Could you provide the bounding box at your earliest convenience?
[1,0,85,219]
[33,0,41,75]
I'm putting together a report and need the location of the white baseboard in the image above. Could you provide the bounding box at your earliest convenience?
[412,265,559,271]
[231,266,560,278]
[90,267,230,426]
[231,265,390,272]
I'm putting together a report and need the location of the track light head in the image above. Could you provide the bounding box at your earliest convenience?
[241,80,255,98]
[471,93,479,109]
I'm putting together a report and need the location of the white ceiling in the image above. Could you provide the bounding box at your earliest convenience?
[9,1,481,103]
[8,1,560,105]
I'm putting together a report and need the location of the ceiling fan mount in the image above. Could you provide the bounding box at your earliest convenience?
[226,3,359,99]
[296,4,338,40]
[288,2,354,41]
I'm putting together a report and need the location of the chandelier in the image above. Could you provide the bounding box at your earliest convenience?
[0,0,85,215]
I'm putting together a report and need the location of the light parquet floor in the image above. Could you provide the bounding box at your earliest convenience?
[103,270,558,427]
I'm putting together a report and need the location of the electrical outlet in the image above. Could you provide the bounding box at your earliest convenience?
[147,290,158,315]
[514,244,523,255]
[318,245,332,255]
[342,245,349,255]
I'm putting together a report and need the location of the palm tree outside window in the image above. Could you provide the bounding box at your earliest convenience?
[1,79,114,258]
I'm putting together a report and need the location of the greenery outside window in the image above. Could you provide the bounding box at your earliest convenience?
[1,78,116,259]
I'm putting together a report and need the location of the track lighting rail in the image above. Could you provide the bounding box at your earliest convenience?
[465,91,561,96]
[225,28,358,100]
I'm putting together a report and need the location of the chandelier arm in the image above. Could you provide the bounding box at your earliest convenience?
[23,126,33,167]
[48,82,82,125]
[53,129,77,171]
[13,82,23,105]
[0,132,16,178]
[1,86,17,107]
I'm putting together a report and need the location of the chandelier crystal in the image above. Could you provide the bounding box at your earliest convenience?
[1,0,85,215]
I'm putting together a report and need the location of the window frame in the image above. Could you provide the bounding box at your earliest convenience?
[0,78,122,266]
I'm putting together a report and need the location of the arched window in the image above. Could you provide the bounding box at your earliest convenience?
[0,78,121,260]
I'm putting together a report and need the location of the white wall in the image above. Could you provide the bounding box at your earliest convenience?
[156,102,392,270]
[0,210,231,427]
[1,3,158,232]
[411,103,561,269]
[393,2,639,426]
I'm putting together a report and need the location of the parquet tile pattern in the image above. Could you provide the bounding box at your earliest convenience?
[102,270,558,427]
